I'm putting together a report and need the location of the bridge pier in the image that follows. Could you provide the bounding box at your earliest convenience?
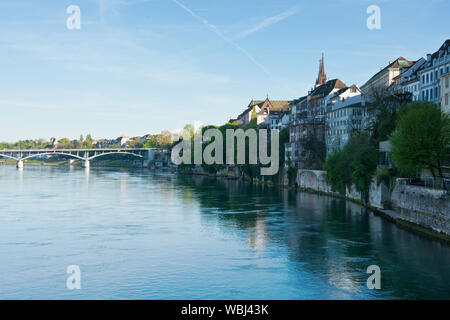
[82,160,90,168]
[16,159,24,169]
[142,150,155,168]
[68,159,75,166]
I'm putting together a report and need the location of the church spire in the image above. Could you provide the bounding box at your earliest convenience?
[315,53,327,87]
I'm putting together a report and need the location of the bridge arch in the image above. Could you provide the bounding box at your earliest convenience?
[0,153,20,161]
[88,151,144,161]
[21,152,85,161]
[298,170,319,189]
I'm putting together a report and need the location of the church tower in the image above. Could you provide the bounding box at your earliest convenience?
[315,53,327,87]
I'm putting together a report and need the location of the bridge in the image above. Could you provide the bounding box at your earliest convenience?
[0,148,159,169]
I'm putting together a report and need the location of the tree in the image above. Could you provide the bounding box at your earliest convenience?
[156,131,173,147]
[85,134,93,148]
[324,150,348,194]
[324,132,377,202]
[58,138,71,149]
[143,136,159,148]
[390,101,450,178]
[350,144,378,201]
[183,124,195,139]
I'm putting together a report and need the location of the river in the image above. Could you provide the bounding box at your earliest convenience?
[0,165,449,299]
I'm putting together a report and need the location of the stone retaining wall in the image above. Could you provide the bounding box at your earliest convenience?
[391,179,450,236]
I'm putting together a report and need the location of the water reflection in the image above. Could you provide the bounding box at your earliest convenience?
[176,175,450,299]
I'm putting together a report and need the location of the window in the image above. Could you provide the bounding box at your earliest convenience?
[446,77,449,88]
[446,93,449,106]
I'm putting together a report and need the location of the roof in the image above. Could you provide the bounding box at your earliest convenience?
[362,57,414,88]
[328,85,360,100]
[309,79,347,98]
[430,39,450,61]
[248,99,290,110]
[290,96,307,104]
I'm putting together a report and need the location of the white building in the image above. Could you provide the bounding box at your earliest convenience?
[325,87,367,155]
[262,110,290,131]
[418,39,450,107]
[441,72,450,114]
[237,98,290,126]
[400,58,426,101]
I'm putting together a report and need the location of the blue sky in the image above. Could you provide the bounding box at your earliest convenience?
[0,0,448,142]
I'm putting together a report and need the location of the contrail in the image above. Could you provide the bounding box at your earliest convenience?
[172,0,271,76]
[236,6,299,39]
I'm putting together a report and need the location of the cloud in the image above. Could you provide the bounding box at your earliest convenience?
[236,6,299,39]
[172,0,271,76]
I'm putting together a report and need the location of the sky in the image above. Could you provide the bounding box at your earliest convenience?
[0,0,448,142]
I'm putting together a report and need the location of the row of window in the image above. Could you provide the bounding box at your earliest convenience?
[422,86,440,101]
[328,119,362,128]
[327,129,350,136]
[404,84,419,93]
[421,65,450,85]
[327,108,366,119]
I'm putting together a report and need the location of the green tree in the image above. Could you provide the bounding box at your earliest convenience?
[143,137,159,148]
[58,138,71,149]
[85,134,93,148]
[324,150,348,195]
[183,124,195,139]
[390,101,450,178]
[156,131,173,147]
[324,132,377,201]
[350,144,378,201]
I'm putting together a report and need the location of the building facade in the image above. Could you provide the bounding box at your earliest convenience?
[237,98,290,126]
[418,40,450,107]
[286,54,350,168]
[399,58,426,101]
[360,57,414,104]
[441,72,450,114]
[325,87,367,155]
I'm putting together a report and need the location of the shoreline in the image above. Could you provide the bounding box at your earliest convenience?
[180,169,450,243]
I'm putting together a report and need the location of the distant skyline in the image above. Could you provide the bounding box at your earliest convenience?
[0,0,449,142]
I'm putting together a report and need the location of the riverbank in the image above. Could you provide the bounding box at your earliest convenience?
[0,158,144,168]
[178,166,450,243]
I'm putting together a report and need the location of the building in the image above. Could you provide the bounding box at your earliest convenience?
[285,96,307,163]
[260,109,290,131]
[441,72,450,114]
[418,39,450,107]
[399,58,426,101]
[361,57,414,104]
[236,98,290,126]
[325,86,367,155]
[286,54,349,168]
